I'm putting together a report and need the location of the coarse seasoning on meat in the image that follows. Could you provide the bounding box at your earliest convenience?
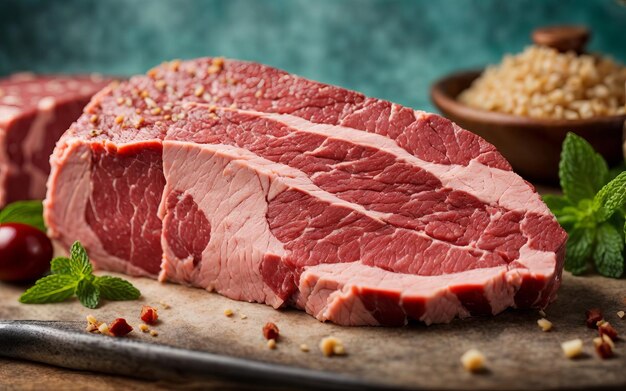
[44,58,567,326]
[0,73,110,206]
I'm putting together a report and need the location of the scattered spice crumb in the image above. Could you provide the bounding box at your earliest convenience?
[561,339,583,359]
[267,339,277,350]
[149,329,159,337]
[537,318,553,332]
[585,308,603,329]
[598,322,618,341]
[262,322,279,341]
[319,336,346,357]
[114,115,124,125]
[139,324,150,333]
[538,309,547,318]
[159,301,171,309]
[593,335,614,359]
[224,308,234,317]
[140,305,159,325]
[618,310,625,319]
[109,318,133,337]
[240,314,247,320]
[299,344,310,353]
[460,349,486,373]
[89,114,98,124]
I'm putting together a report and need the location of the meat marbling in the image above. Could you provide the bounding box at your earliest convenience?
[0,73,110,206]
[45,58,567,326]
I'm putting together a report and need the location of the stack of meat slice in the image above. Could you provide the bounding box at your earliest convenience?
[45,58,567,326]
[0,73,110,206]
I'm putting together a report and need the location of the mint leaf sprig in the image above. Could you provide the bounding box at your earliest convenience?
[20,242,140,308]
[543,133,626,278]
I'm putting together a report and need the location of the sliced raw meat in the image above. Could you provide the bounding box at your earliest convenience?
[0,73,110,206]
[45,58,567,326]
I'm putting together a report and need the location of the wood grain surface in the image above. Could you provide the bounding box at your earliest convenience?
[0,271,625,390]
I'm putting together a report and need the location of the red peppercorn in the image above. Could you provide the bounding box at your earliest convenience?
[140,305,159,325]
[599,322,619,341]
[109,318,133,337]
[262,322,279,341]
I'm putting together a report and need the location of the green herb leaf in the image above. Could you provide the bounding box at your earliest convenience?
[69,241,92,276]
[94,276,141,301]
[593,171,626,222]
[559,133,609,204]
[76,278,100,309]
[50,257,72,275]
[542,194,573,214]
[593,223,624,278]
[564,226,595,275]
[19,275,78,304]
[20,241,141,309]
[0,200,46,232]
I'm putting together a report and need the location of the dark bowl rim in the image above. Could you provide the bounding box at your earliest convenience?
[430,69,626,128]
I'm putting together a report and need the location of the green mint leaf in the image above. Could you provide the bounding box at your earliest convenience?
[559,133,609,204]
[0,200,46,232]
[564,226,595,275]
[593,223,624,278]
[94,276,141,301]
[50,257,72,275]
[593,171,626,222]
[19,275,78,304]
[542,194,573,214]
[76,278,100,309]
[69,241,93,276]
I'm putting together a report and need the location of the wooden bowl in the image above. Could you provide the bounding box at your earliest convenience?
[430,70,626,183]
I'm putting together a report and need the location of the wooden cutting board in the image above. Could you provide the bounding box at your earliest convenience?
[0,272,625,390]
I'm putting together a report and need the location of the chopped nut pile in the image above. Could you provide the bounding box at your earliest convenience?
[460,349,486,373]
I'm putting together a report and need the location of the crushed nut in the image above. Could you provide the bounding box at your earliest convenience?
[561,339,583,359]
[85,315,101,332]
[585,308,603,329]
[538,309,547,318]
[159,301,171,309]
[299,344,310,352]
[116,97,125,105]
[460,349,486,373]
[240,314,247,320]
[114,115,124,125]
[151,107,162,115]
[98,323,110,336]
[262,322,279,341]
[149,329,159,337]
[155,80,166,91]
[109,318,133,337]
[139,324,150,333]
[537,318,553,332]
[140,305,159,325]
[618,310,625,319]
[134,116,145,129]
[224,309,234,317]
[89,115,98,123]
[319,336,346,357]
[267,339,277,350]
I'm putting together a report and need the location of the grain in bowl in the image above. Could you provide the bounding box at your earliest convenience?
[458,45,626,119]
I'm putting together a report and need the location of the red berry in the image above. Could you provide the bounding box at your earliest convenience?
[0,223,52,282]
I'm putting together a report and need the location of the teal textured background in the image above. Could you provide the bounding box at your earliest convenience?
[0,0,624,112]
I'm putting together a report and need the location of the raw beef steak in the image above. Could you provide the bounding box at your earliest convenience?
[45,58,567,326]
[0,73,110,206]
